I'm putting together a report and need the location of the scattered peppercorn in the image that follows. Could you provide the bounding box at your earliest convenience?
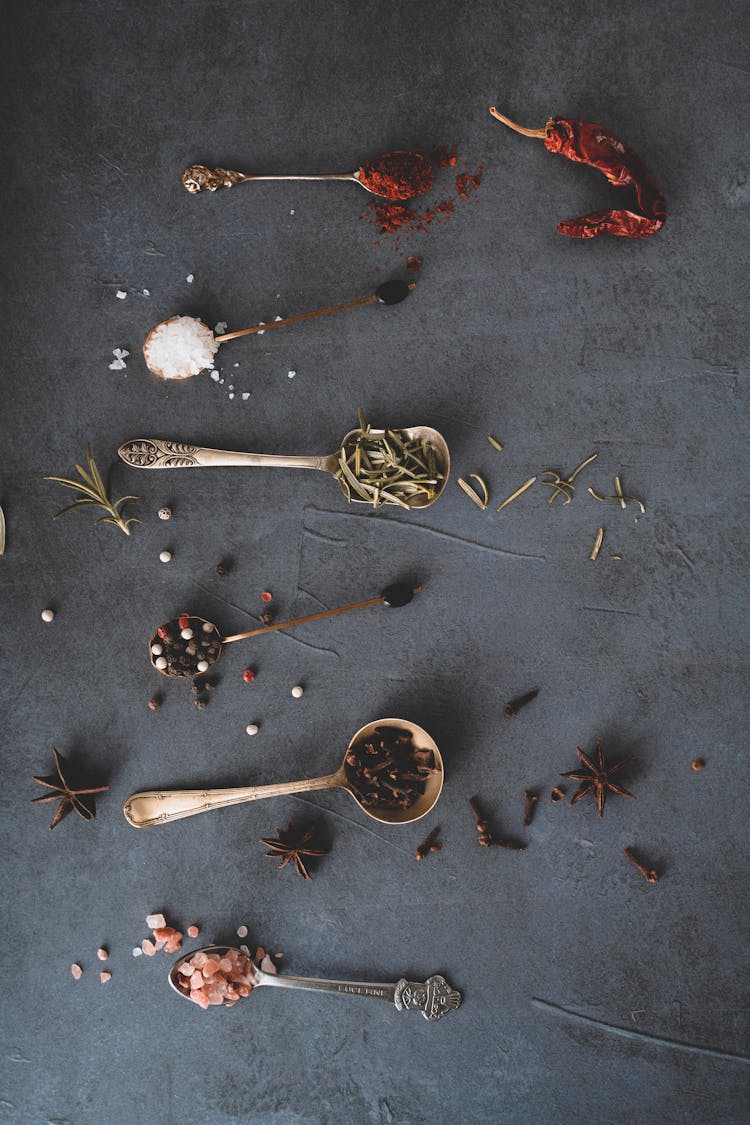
[692,758,705,772]
[158,507,172,520]
[246,723,260,736]
[190,682,201,695]
[291,684,304,699]
[203,681,216,693]
[159,550,172,563]
[147,696,161,711]
[195,698,208,710]
[260,590,273,603]
[259,610,275,625]
[215,562,229,576]
[41,608,55,622]
[243,668,256,683]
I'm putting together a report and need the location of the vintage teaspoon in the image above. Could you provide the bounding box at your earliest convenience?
[142,279,414,381]
[123,718,444,828]
[147,582,419,678]
[118,423,450,510]
[169,945,461,1021]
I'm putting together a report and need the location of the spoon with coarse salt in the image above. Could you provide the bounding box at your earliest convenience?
[169,944,461,1020]
[142,279,413,380]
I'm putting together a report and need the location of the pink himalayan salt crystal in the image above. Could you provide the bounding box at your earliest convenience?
[97,948,108,961]
[100,972,112,983]
[71,963,83,980]
[176,947,256,1011]
[141,939,157,956]
[187,925,200,938]
[260,954,277,975]
[143,316,219,380]
[146,913,166,930]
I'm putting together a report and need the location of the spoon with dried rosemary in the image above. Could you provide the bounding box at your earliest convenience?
[123,717,444,828]
[118,410,450,511]
[148,583,420,678]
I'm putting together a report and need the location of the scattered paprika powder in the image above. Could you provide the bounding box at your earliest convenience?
[489,107,666,239]
[357,150,434,201]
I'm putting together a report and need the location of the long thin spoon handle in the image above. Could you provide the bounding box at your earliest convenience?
[215,294,377,342]
[183,165,360,193]
[222,595,383,644]
[117,438,330,471]
[256,971,462,1020]
[123,771,344,828]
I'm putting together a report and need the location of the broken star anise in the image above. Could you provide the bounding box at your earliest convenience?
[260,820,329,881]
[561,740,635,818]
[32,748,109,829]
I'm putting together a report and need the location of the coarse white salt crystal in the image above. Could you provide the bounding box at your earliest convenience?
[274,315,283,321]
[228,385,234,391]
[142,289,150,296]
[210,370,220,381]
[256,323,265,336]
[116,290,127,299]
[228,393,235,400]
[219,379,224,385]
[236,925,248,938]
[186,274,194,283]
[239,944,250,957]
[290,209,295,215]
[144,317,219,380]
[132,947,142,957]
[113,348,129,359]
[214,321,228,334]
[288,370,296,379]
[234,362,240,367]
[109,359,126,370]
[242,393,250,401]
[146,912,166,929]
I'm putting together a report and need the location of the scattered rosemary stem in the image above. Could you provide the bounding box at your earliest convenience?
[0,505,5,555]
[334,409,443,509]
[497,476,537,512]
[589,527,604,560]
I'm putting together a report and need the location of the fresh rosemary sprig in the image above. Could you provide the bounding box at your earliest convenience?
[45,444,140,536]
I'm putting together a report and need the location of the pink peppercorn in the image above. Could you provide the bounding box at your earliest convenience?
[260,591,273,603]
[243,668,256,683]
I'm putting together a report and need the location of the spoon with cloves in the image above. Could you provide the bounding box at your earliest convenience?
[123,717,444,828]
[141,279,414,381]
[147,582,419,678]
[118,417,450,511]
[168,944,461,1021]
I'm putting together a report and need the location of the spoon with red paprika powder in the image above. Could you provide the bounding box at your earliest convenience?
[489,106,666,239]
[183,149,435,202]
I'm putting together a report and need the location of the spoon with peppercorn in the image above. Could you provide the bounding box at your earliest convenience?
[123,718,444,829]
[168,944,461,1021]
[140,279,415,381]
[119,413,450,511]
[182,150,434,200]
[148,582,419,678]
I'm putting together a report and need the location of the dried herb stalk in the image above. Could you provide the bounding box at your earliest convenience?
[335,410,444,509]
[487,435,504,452]
[496,476,537,512]
[457,474,488,510]
[45,444,139,535]
[589,527,604,560]
[0,505,5,556]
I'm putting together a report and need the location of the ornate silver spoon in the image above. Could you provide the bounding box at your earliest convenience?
[169,945,461,1021]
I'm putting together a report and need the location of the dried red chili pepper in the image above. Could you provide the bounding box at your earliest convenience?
[358,150,435,201]
[489,107,666,239]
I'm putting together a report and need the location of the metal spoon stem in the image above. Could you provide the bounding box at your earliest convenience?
[222,594,394,644]
[215,293,379,343]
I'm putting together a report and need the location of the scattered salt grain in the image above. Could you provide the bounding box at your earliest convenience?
[100,971,112,983]
[109,347,130,371]
[132,947,142,957]
[187,925,200,938]
[239,944,251,957]
[144,316,219,380]
[116,290,127,299]
[290,209,295,215]
[228,393,235,400]
[234,362,240,367]
[71,963,83,979]
[146,913,166,929]
[210,370,220,381]
[274,315,283,321]
[260,954,277,975]
[288,370,296,379]
[214,321,227,335]
[236,925,248,938]
[228,385,234,391]
[142,289,150,296]
[158,507,171,521]
[186,274,194,283]
[242,393,250,401]
[141,939,157,956]
[97,947,108,961]
[256,324,265,336]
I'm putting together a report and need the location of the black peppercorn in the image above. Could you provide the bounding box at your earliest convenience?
[195,698,208,710]
[215,562,229,576]
[148,696,161,711]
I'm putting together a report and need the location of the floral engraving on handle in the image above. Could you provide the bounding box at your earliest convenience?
[118,439,201,468]
[394,975,462,1020]
[182,165,248,193]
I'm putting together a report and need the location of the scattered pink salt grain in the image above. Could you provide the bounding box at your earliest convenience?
[141,939,157,956]
[100,971,112,983]
[71,963,83,980]
[187,925,200,938]
[97,948,108,961]
[146,913,166,929]
[260,954,277,975]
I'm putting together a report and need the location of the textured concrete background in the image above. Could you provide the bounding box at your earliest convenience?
[2,1,749,1122]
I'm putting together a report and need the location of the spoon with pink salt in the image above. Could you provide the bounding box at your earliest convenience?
[142,279,413,380]
[169,944,462,1020]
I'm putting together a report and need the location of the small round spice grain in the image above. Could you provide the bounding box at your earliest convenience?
[158,507,172,520]
[692,758,705,771]
[291,684,304,699]
[245,723,260,737]
[159,550,172,563]
[148,696,161,711]
[260,590,273,603]
[41,608,55,622]
[243,668,256,683]
[187,925,200,938]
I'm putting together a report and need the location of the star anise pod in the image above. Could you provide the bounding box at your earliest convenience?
[32,748,109,829]
[259,820,329,880]
[561,741,636,817]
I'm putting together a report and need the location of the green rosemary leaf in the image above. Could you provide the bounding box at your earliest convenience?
[86,443,107,496]
[53,500,99,519]
[46,446,139,535]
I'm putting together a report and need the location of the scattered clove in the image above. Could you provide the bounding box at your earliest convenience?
[415,825,442,861]
[523,790,539,826]
[550,786,566,802]
[504,688,538,717]
[624,847,659,885]
[469,798,526,850]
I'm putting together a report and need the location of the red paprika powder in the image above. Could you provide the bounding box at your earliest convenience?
[358,150,435,201]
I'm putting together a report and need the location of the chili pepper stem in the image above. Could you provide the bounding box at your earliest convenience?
[488,106,547,139]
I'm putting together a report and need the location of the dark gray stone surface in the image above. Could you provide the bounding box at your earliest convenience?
[2,1,748,1122]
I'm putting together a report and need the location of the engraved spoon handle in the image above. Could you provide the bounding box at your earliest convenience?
[256,971,462,1020]
[117,438,332,472]
[123,772,344,828]
[182,164,363,193]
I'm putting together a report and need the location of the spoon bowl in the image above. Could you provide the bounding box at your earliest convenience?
[122,717,443,828]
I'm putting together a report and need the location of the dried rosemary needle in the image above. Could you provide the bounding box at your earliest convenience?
[334,409,444,509]
[496,476,537,512]
[589,527,604,560]
[45,444,140,536]
[487,435,504,452]
[0,505,5,556]
[457,474,488,510]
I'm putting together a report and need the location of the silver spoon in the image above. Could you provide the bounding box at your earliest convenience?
[168,945,461,1021]
[182,150,433,200]
[123,718,444,828]
[118,424,450,510]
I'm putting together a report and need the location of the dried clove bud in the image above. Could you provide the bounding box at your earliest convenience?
[415,826,441,861]
[624,847,660,885]
[523,790,539,826]
[504,688,539,718]
[550,786,566,803]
